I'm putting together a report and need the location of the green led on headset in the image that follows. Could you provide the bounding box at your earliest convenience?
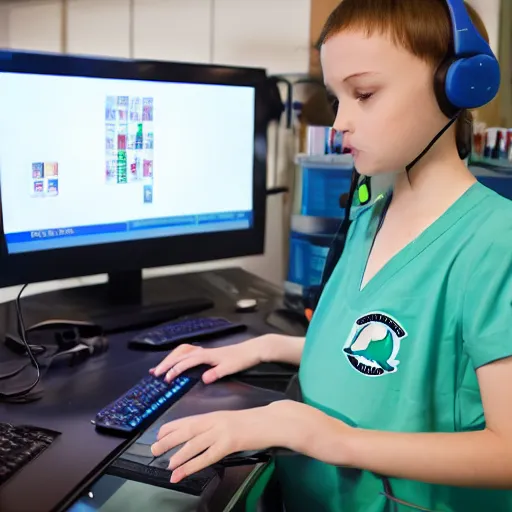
[357,176,371,205]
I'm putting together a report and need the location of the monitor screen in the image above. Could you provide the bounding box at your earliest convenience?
[0,72,255,254]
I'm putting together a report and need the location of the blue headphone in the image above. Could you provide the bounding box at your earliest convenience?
[435,0,501,118]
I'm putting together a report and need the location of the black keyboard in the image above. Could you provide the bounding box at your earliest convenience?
[128,316,247,350]
[0,422,59,487]
[93,373,198,436]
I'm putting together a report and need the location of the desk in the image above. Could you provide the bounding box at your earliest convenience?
[0,268,304,512]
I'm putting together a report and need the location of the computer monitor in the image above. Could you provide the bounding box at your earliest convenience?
[0,51,268,327]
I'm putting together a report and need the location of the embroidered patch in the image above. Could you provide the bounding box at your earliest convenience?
[343,312,407,377]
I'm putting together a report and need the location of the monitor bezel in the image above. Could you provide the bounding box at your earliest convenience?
[0,50,267,287]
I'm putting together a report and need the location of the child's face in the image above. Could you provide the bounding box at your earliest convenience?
[321,31,449,176]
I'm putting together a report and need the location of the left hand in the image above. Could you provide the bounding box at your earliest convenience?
[151,399,339,483]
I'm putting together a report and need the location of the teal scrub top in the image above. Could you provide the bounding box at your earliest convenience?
[276,182,512,512]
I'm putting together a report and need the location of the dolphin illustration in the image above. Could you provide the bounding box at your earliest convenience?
[344,323,395,372]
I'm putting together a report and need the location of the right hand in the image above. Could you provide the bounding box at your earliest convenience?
[149,336,272,385]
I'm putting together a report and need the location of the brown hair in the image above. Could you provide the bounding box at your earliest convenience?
[317,0,489,159]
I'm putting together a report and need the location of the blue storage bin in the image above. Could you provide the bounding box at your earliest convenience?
[297,155,354,219]
[287,231,334,288]
[471,165,512,200]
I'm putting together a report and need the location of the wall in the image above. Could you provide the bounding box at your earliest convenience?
[308,0,339,76]
[467,0,501,56]
[0,0,312,302]
[0,4,9,46]
[3,0,311,74]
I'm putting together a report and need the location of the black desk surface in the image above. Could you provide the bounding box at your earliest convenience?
[0,268,305,512]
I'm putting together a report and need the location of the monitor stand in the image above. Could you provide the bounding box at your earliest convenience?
[27,269,214,334]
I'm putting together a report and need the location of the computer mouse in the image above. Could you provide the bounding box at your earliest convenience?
[235,298,258,312]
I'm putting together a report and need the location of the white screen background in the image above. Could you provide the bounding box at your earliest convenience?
[0,72,255,234]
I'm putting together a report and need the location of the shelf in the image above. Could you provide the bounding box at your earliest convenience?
[295,153,354,168]
[469,155,512,172]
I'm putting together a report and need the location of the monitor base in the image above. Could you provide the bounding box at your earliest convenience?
[92,297,214,333]
[17,270,214,335]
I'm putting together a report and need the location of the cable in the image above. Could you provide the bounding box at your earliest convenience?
[381,474,442,510]
[405,112,461,174]
[319,167,359,286]
[0,284,41,401]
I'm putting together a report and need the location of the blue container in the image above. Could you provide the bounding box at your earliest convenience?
[287,231,334,288]
[471,165,512,200]
[297,155,354,218]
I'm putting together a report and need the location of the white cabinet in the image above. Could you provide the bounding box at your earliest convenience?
[133,0,211,63]
[212,0,310,74]
[7,0,62,52]
[67,0,130,58]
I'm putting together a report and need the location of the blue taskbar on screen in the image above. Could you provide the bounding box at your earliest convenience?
[5,210,253,254]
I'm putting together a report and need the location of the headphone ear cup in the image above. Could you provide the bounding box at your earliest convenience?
[446,55,501,110]
[436,54,501,117]
[434,57,460,119]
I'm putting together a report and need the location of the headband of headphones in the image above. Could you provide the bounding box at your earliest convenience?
[436,0,501,118]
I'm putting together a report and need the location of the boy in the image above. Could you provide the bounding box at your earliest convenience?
[151,1,512,510]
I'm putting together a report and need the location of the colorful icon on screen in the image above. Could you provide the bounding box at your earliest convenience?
[144,185,153,204]
[47,179,59,196]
